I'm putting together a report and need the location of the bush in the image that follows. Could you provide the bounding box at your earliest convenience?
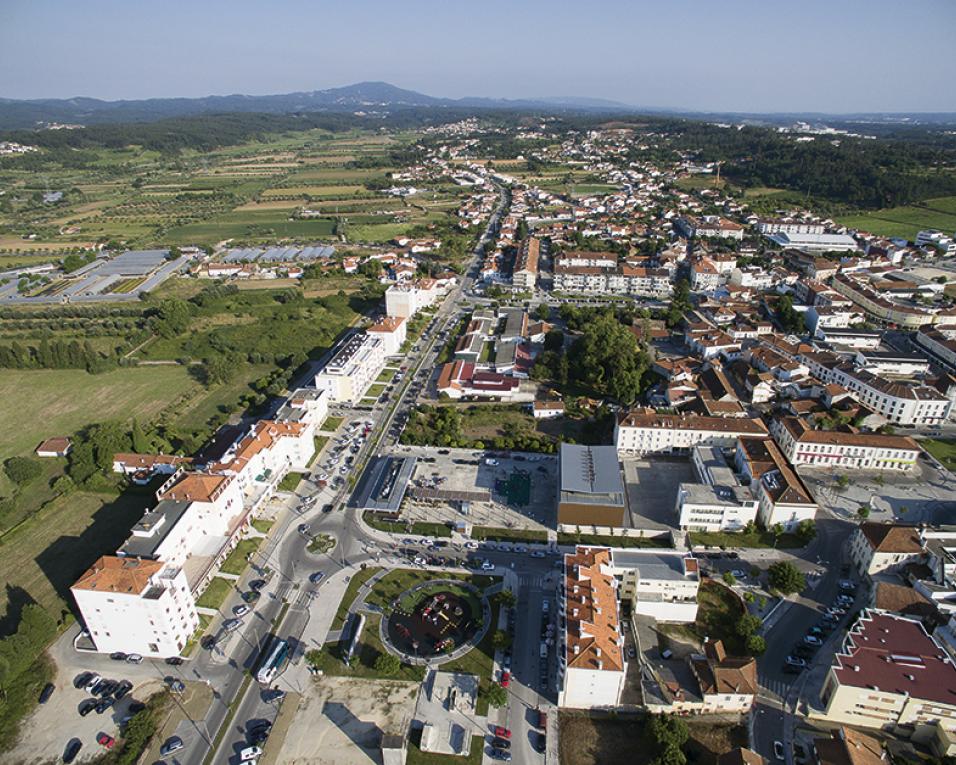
[4,456,42,485]
[483,683,508,708]
[373,653,401,676]
[768,561,806,595]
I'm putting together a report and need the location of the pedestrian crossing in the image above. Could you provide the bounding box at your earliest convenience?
[758,673,796,699]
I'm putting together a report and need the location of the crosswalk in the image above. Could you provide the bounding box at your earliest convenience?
[759,673,796,699]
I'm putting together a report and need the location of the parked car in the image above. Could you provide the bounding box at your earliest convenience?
[309,571,325,584]
[39,682,55,704]
[534,732,547,753]
[240,745,263,761]
[126,654,143,664]
[63,738,83,763]
[84,675,103,694]
[73,672,92,690]
[165,656,184,666]
[493,737,512,749]
[160,736,184,757]
[96,733,115,750]
[774,741,785,761]
[489,749,512,762]
[785,656,807,668]
[500,670,510,687]
[78,699,97,717]
[493,726,511,739]
[234,604,250,617]
[95,697,114,714]
[114,680,133,700]
[804,635,823,646]
[109,652,127,661]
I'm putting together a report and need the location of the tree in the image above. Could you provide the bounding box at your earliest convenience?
[776,294,805,334]
[373,653,401,676]
[358,259,383,279]
[492,630,512,651]
[768,561,806,595]
[494,590,516,608]
[131,418,150,453]
[151,299,192,338]
[567,313,650,404]
[736,614,761,638]
[723,571,737,586]
[4,456,42,485]
[835,474,850,491]
[202,355,234,386]
[746,634,767,656]
[857,504,871,520]
[534,303,550,321]
[665,279,691,328]
[484,683,508,708]
[796,519,816,544]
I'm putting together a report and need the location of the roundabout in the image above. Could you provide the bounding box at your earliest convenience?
[381,579,490,664]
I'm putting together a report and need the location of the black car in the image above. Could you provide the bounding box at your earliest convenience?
[73,672,92,690]
[489,748,512,762]
[321,503,334,513]
[248,721,272,745]
[114,680,134,700]
[39,682,55,704]
[110,651,127,661]
[96,680,116,697]
[63,738,82,764]
[89,679,108,697]
[249,579,266,591]
[493,737,511,749]
[95,697,114,714]
[128,701,146,715]
[534,733,547,753]
[78,698,97,717]
[165,656,184,666]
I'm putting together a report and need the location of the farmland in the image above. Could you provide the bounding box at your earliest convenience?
[836,195,956,240]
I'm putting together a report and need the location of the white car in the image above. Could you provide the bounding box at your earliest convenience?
[233,604,250,617]
[240,745,263,761]
[731,569,747,578]
[774,742,785,761]
[464,542,479,550]
[481,561,495,571]
[84,674,103,694]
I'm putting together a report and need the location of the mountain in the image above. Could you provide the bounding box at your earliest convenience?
[0,81,954,132]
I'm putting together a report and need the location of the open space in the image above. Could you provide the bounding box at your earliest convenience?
[621,457,696,531]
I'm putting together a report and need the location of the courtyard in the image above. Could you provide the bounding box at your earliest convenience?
[621,457,695,531]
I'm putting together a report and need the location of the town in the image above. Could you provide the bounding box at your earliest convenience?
[1,22,956,765]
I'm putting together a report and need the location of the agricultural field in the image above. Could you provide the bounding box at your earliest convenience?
[836,195,956,240]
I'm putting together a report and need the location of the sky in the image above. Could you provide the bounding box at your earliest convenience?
[2,0,955,113]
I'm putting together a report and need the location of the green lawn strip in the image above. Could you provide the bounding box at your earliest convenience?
[375,369,394,383]
[308,613,425,682]
[407,730,483,765]
[688,530,805,549]
[364,569,475,613]
[471,526,548,543]
[922,438,956,472]
[251,518,274,534]
[196,577,234,610]
[331,566,382,631]
[219,538,262,575]
[307,435,329,468]
[365,383,387,398]
[320,415,345,431]
[556,532,672,549]
[277,471,306,492]
[442,602,500,715]
[362,511,451,537]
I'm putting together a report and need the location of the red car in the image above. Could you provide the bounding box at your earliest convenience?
[493,726,512,739]
[500,670,511,687]
[96,733,115,750]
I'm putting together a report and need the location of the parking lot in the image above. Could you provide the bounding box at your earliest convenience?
[396,446,558,532]
[621,457,695,531]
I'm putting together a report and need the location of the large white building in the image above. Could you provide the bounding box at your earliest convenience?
[385,279,440,318]
[367,316,407,356]
[734,437,817,531]
[614,410,769,456]
[765,231,858,252]
[559,546,627,709]
[820,610,956,736]
[675,446,758,532]
[315,332,386,404]
[848,523,925,577]
[612,549,701,623]
[72,556,198,658]
[773,417,920,472]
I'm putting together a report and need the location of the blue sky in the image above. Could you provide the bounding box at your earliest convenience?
[2,0,954,113]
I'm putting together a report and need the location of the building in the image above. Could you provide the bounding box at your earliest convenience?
[719,750,767,765]
[765,232,858,252]
[614,410,768,456]
[831,273,938,330]
[773,417,920,472]
[820,610,956,735]
[71,556,199,658]
[558,546,626,709]
[512,237,540,290]
[35,436,72,457]
[367,316,407,355]
[916,230,956,256]
[848,523,924,576]
[813,728,886,765]
[532,400,565,419]
[745,437,817,531]
[676,445,758,532]
[757,219,826,236]
[612,550,700,622]
[385,280,439,318]
[678,215,745,241]
[914,326,956,373]
[689,638,758,713]
[436,361,527,401]
[557,444,627,527]
[315,332,386,404]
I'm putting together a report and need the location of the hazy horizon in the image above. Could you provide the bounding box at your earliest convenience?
[3,0,955,113]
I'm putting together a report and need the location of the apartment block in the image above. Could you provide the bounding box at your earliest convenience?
[614,410,768,456]
[315,332,386,404]
[774,417,920,472]
[367,315,408,355]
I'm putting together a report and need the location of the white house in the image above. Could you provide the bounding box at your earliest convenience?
[848,523,925,577]
[367,315,408,356]
[773,417,920,472]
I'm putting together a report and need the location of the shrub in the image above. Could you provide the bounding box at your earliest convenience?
[4,456,42,485]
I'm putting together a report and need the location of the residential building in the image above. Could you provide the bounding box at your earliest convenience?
[435,361,528,401]
[773,417,920,472]
[916,230,956,256]
[512,237,540,290]
[367,316,407,355]
[689,638,758,713]
[614,410,768,456]
[690,259,722,291]
[71,556,198,659]
[820,610,956,735]
[557,444,627,528]
[914,326,956,373]
[315,332,386,404]
[35,436,72,457]
[678,215,745,241]
[612,550,700,623]
[676,445,758,531]
[813,728,886,765]
[848,523,924,576]
[532,400,565,419]
[558,546,626,709]
[831,274,938,330]
[385,279,439,318]
[757,219,826,236]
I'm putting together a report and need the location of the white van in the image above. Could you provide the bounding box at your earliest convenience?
[240,745,263,761]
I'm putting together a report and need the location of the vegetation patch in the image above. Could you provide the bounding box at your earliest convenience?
[196,576,233,610]
[277,471,305,492]
[470,526,548,543]
[557,531,671,548]
[922,438,956,472]
[321,415,345,431]
[219,538,261,576]
[362,511,451,537]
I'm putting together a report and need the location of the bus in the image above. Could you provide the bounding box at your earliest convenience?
[256,637,290,685]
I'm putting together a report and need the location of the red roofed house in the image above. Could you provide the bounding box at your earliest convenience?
[436,361,528,402]
[35,437,72,458]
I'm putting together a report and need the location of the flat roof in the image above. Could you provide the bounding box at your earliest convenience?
[611,549,698,582]
[351,456,417,512]
[559,443,625,506]
[119,499,192,559]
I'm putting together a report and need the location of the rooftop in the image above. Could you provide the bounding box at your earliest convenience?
[72,555,163,595]
[564,546,625,673]
[859,523,924,554]
[559,443,626,507]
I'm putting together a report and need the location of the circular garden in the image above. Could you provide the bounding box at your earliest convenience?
[383,580,488,662]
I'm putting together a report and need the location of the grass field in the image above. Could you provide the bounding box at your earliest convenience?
[219,538,261,576]
[922,438,956,471]
[660,580,747,656]
[320,415,345,431]
[196,577,233,610]
[688,529,806,549]
[837,196,956,240]
[0,489,150,630]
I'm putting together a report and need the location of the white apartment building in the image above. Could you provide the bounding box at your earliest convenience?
[678,215,745,241]
[554,263,671,296]
[690,259,722,291]
[848,523,925,577]
[274,387,330,430]
[774,417,920,472]
[676,446,758,532]
[367,315,407,355]
[914,326,956,373]
[72,556,198,658]
[733,437,817,531]
[385,279,439,318]
[559,547,627,709]
[757,219,825,236]
[614,410,768,456]
[612,550,701,622]
[916,229,956,255]
[730,267,775,289]
[820,610,956,736]
[315,332,386,404]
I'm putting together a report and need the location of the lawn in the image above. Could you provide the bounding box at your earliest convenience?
[407,731,483,765]
[0,489,151,630]
[308,436,329,468]
[375,369,394,383]
[307,533,336,554]
[365,383,387,398]
[921,438,956,472]
[320,415,345,431]
[836,196,956,241]
[362,511,451,538]
[0,366,197,460]
[196,576,233,610]
[331,566,382,631]
[559,711,747,765]
[688,529,806,549]
[277,472,305,492]
[660,580,747,657]
[251,518,274,534]
[307,612,426,682]
[364,568,478,613]
[471,527,549,543]
[218,538,261,576]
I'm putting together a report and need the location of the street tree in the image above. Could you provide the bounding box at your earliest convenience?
[767,561,806,595]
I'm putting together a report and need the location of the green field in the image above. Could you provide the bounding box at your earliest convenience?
[922,438,956,472]
[196,577,233,610]
[837,196,956,240]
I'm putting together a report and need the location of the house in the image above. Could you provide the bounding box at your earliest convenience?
[613,550,700,623]
[436,361,526,401]
[532,400,564,419]
[367,316,407,356]
[512,237,540,290]
[848,523,924,577]
[813,728,886,765]
[689,638,758,713]
[558,546,627,709]
[35,436,72,457]
[819,610,956,735]
[112,453,192,484]
[557,444,627,528]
